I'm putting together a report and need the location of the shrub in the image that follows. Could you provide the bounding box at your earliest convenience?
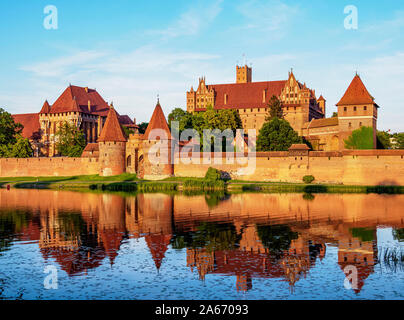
[205,167,222,181]
[303,175,315,184]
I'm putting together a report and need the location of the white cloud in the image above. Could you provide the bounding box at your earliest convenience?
[14,45,221,122]
[148,0,223,39]
[236,0,299,33]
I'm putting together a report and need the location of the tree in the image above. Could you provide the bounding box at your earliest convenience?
[0,108,32,158]
[257,118,303,151]
[4,135,33,158]
[168,108,193,135]
[122,126,135,138]
[266,95,283,121]
[332,112,338,118]
[376,131,392,149]
[344,126,374,150]
[138,122,148,134]
[392,133,404,149]
[0,108,23,146]
[55,122,86,157]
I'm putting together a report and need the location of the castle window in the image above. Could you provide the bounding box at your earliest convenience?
[359,122,362,127]
[354,106,357,111]
[349,122,352,128]
[344,107,347,112]
[364,106,367,111]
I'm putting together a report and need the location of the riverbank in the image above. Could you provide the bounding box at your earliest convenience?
[1,174,404,194]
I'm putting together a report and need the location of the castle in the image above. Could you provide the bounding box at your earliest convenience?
[3,67,404,186]
[187,66,379,151]
[12,85,138,157]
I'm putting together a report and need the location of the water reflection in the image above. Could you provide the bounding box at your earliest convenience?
[0,189,403,299]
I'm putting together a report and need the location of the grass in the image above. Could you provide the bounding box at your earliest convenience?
[0,173,139,183]
[2,174,404,195]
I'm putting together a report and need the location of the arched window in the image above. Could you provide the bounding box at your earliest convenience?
[127,155,132,167]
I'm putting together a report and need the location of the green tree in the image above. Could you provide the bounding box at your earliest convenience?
[376,131,392,149]
[392,133,404,149]
[332,112,338,118]
[265,95,283,121]
[0,108,23,146]
[344,126,374,150]
[168,108,193,135]
[55,122,86,157]
[122,126,135,138]
[4,135,33,158]
[138,122,148,134]
[257,118,303,151]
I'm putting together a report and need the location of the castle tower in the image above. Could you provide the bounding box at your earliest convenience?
[236,65,252,83]
[336,74,379,149]
[317,95,326,115]
[141,100,173,180]
[98,104,127,176]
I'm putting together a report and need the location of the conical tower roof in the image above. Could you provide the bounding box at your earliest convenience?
[144,101,171,140]
[98,105,127,142]
[336,75,375,106]
[40,100,51,114]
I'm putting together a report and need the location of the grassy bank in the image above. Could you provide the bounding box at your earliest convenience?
[2,174,404,194]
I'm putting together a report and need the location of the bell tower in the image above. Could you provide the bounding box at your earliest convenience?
[236,65,252,83]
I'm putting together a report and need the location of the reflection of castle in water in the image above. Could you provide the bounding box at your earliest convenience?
[1,190,402,292]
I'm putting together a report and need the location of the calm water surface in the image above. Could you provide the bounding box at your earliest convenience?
[0,189,403,300]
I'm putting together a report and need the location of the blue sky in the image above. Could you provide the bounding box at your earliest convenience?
[0,0,403,131]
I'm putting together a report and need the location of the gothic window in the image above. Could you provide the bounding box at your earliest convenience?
[354,106,357,111]
[364,106,367,111]
[344,107,347,112]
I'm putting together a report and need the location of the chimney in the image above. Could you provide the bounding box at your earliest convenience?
[85,87,89,93]
[88,100,91,113]
[133,118,136,125]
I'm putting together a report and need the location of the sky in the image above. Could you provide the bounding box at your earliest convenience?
[0,0,403,131]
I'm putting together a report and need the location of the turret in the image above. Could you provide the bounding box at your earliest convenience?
[336,74,379,149]
[98,103,127,176]
[141,99,173,180]
[236,64,252,83]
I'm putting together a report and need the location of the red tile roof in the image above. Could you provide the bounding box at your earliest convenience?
[118,115,135,125]
[39,100,51,114]
[12,113,41,140]
[305,117,339,129]
[98,106,127,142]
[144,102,171,139]
[336,75,375,106]
[50,85,110,116]
[196,81,287,111]
[289,144,310,151]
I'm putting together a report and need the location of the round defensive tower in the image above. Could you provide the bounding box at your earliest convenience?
[98,104,127,176]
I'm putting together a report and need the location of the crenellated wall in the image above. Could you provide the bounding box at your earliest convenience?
[1,150,404,186]
[0,157,99,177]
[173,150,404,186]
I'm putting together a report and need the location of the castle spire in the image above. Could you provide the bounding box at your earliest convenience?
[98,105,127,142]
